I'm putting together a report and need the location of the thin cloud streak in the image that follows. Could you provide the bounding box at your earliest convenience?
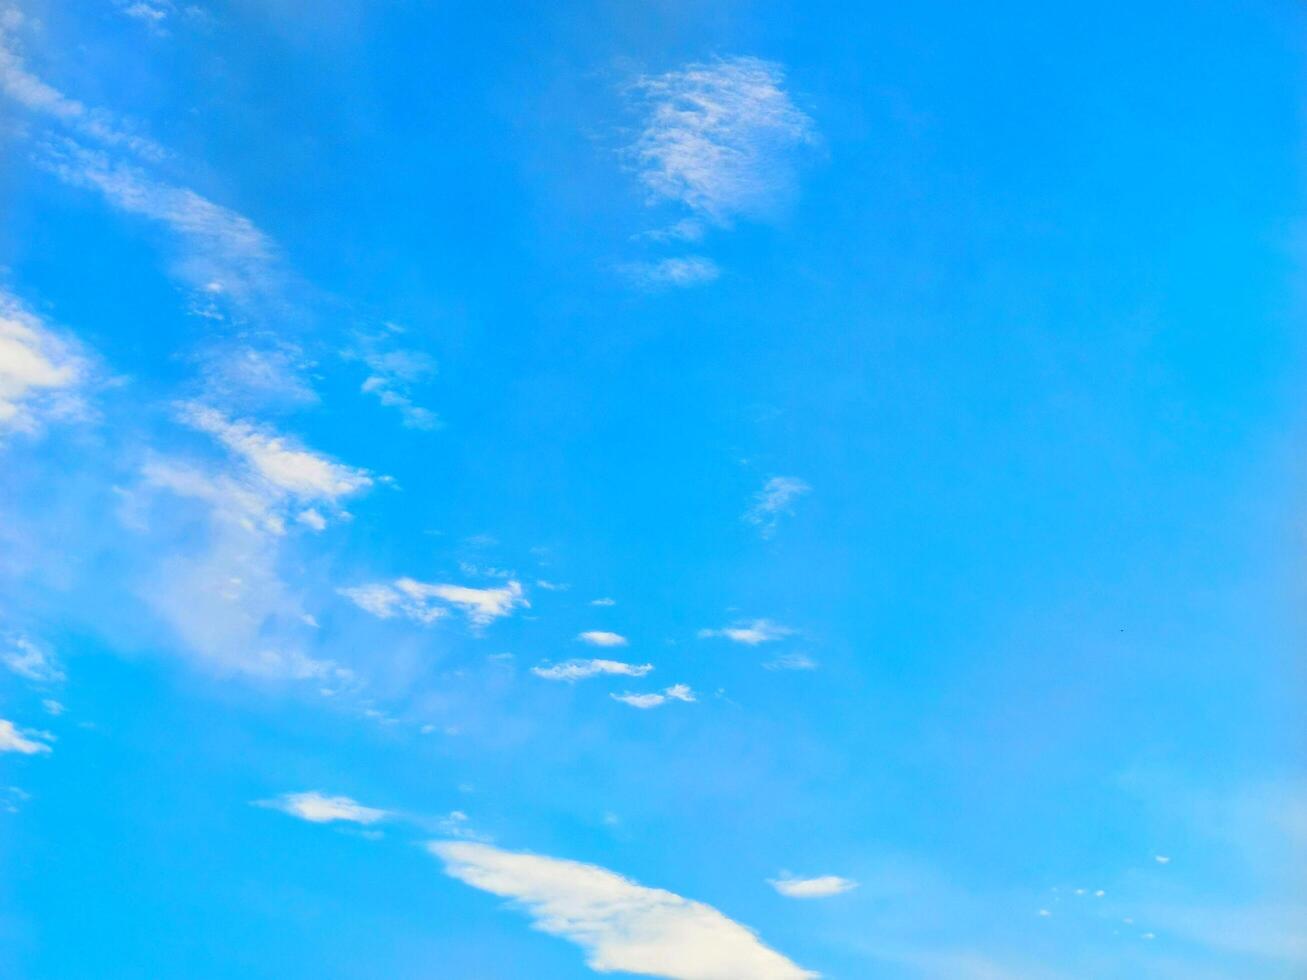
[257,791,389,825]
[532,659,653,682]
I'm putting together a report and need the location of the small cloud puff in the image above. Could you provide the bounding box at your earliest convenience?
[578,630,628,647]
[532,659,653,682]
[257,791,388,825]
[2,636,65,683]
[0,719,53,755]
[699,619,793,645]
[743,476,810,538]
[611,683,695,709]
[769,874,858,899]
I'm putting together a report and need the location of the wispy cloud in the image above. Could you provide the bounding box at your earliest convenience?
[0,35,165,160]
[532,659,653,682]
[430,841,814,980]
[178,402,372,512]
[0,291,91,439]
[577,630,628,647]
[343,328,439,430]
[189,341,318,412]
[40,140,278,310]
[769,874,858,899]
[0,718,52,755]
[618,256,720,290]
[590,597,616,607]
[258,791,388,825]
[1,636,65,683]
[611,683,695,709]
[628,56,815,226]
[340,578,527,628]
[762,653,817,671]
[743,476,810,538]
[699,619,793,645]
[132,408,373,679]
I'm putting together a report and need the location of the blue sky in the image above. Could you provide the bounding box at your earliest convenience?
[1,1,1304,977]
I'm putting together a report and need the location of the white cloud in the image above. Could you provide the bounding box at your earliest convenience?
[578,630,628,648]
[612,692,668,709]
[762,653,817,671]
[743,476,809,538]
[436,809,492,842]
[0,292,90,438]
[430,841,814,979]
[532,659,653,682]
[42,699,64,716]
[0,718,52,755]
[259,791,388,825]
[590,597,616,607]
[0,38,164,160]
[340,578,527,628]
[1,636,65,683]
[190,342,318,411]
[344,330,439,430]
[179,403,373,505]
[699,619,793,645]
[628,56,815,225]
[135,407,373,679]
[619,256,720,289]
[769,875,858,899]
[40,140,277,307]
[611,684,696,709]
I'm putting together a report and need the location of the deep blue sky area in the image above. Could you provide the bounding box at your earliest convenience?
[1,2,1304,978]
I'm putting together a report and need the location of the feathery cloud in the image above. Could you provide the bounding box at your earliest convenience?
[628,56,815,225]
[134,409,372,679]
[769,875,858,899]
[0,718,52,755]
[40,140,278,309]
[532,659,653,682]
[344,329,439,430]
[340,578,527,628]
[1,636,65,683]
[0,291,90,438]
[619,256,720,290]
[762,653,817,671]
[430,841,814,979]
[259,791,388,825]
[178,402,372,509]
[578,630,628,648]
[699,619,793,645]
[743,476,809,538]
[0,37,165,160]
